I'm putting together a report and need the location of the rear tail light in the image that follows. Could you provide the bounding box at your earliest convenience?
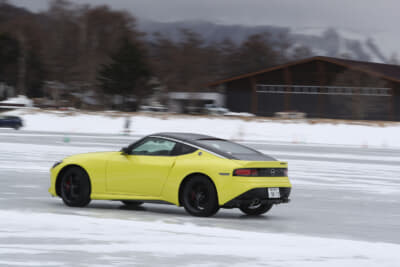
[233,169,258,176]
[233,168,288,177]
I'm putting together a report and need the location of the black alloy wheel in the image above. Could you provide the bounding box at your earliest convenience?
[239,200,273,216]
[182,176,219,217]
[121,200,144,207]
[60,166,91,207]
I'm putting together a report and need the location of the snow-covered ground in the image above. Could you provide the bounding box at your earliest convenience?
[1,209,399,267]
[1,130,400,266]
[1,109,400,266]
[4,108,400,148]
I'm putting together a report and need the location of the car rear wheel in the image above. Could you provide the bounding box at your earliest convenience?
[121,200,143,207]
[239,200,273,216]
[60,166,91,207]
[182,176,219,217]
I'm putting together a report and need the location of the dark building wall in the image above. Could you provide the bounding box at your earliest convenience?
[393,85,400,121]
[321,62,392,120]
[287,94,320,117]
[288,61,320,84]
[255,69,286,84]
[226,79,252,113]
[254,69,287,116]
[257,93,285,116]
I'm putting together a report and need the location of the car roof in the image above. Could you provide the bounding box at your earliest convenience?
[149,132,232,158]
[147,132,275,161]
[152,132,221,141]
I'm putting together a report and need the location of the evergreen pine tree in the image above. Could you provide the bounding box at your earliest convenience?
[0,33,20,86]
[98,38,150,109]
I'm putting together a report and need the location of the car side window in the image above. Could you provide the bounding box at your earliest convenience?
[130,137,177,156]
[170,143,198,156]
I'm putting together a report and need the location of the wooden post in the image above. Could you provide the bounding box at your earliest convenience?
[284,67,292,111]
[250,77,258,115]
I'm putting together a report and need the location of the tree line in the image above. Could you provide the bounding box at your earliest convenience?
[0,0,311,107]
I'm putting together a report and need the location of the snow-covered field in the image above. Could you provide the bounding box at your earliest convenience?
[1,109,400,266]
[0,137,399,266]
[1,209,400,267]
[5,108,400,148]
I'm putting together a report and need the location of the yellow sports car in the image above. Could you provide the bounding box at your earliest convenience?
[49,133,292,217]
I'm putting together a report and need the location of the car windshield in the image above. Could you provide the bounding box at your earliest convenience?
[197,139,259,155]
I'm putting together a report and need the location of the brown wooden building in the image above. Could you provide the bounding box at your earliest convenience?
[208,56,400,121]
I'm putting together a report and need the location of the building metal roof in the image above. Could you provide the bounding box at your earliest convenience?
[208,56,400,86]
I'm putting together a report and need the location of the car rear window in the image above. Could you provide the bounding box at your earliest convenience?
[197,139,259,155]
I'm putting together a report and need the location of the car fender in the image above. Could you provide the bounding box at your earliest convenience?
[51,152,118,197]
[160,150,240,206]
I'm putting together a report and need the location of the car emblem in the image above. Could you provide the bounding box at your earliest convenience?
[270,169,276,175]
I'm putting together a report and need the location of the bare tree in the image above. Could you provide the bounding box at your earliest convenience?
[151,29,219,93]
[225,33,285,76]
[0,7,45,96]
[41,0,145,101]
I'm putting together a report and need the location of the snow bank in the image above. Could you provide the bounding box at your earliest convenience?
[4,109,400,148]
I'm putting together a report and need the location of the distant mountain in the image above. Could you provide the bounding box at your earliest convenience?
[291,27,388,63]
[138,20,392,64]
[139,19,291,45]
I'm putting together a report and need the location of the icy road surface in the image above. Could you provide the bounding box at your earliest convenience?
[0,129,400,266]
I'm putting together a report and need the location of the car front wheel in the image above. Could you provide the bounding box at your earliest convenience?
[60,166,91,207]
[182,176,219,217]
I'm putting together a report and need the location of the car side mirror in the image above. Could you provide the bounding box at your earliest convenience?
[121,147,130,155]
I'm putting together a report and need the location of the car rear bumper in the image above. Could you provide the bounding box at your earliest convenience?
[218,176,291,205]
[222,187,291,208]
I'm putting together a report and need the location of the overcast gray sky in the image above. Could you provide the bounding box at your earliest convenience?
[9,0,397,31]
[9,0,399,56]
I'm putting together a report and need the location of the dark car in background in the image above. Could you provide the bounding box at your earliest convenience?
[0,115,23,130]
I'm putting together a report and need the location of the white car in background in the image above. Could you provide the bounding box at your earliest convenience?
[203,104,229,115]
[139,105,168,113]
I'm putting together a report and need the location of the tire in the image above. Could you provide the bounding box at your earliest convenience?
[182,176,219,217]
[60,166,91,207]
[239,201,273,216]
[121,200,143,207]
